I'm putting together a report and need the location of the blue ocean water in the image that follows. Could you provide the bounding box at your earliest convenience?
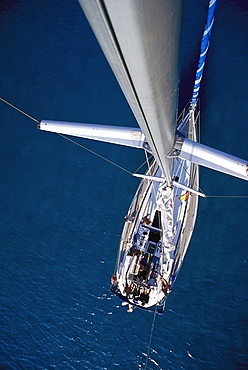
[0,0,247,369]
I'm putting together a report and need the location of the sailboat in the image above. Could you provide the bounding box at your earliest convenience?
[38,0,247,314]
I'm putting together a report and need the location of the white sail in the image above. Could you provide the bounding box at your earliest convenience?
[78,0,184,184]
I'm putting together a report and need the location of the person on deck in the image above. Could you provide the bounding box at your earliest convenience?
[141,214,152,226]
[147,275,156,288]
[139,289,150,305]
[129,245,141,256]
[140,257,148,269]
[138,257,149,281]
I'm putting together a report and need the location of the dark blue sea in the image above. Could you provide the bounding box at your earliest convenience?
[0,1,247,369]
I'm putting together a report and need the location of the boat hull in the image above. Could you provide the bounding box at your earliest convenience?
[110,106,199,313]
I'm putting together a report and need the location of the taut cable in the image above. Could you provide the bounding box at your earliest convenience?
[0,97,40,124]
[0,97,134,175]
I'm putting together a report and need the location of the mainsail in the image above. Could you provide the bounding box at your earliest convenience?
[78,0,184,184]
[40,1,247,183]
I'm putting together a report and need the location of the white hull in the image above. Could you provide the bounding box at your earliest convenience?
[110,106,199,313]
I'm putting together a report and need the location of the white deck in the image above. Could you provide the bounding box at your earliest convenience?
[111,108,199,311]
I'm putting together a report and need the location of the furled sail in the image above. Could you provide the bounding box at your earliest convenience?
[191,0,218,106]
[78,0,184,184]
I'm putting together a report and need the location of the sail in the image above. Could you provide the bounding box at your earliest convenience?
[191,0,218,106]
[78,0,184,184]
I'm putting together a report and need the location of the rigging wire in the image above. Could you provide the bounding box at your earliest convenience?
[144,307,157,370]
[1,96,162,368]
[175,157,205,195]
[57,133,133,175]
[173,159,248,198]
[144,150,152,170]
[106,328,124,370]
[206,195,248,198]
[41,137,248,198]
[134,151,153,174]
[0,97,39,124]
[0,97,135,176]
[1,97,247,198]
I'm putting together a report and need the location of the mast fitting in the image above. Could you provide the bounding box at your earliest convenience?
[167,131,185,158]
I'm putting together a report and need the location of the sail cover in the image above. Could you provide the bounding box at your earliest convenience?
[78,0,184,184]
[191,0,218,106]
